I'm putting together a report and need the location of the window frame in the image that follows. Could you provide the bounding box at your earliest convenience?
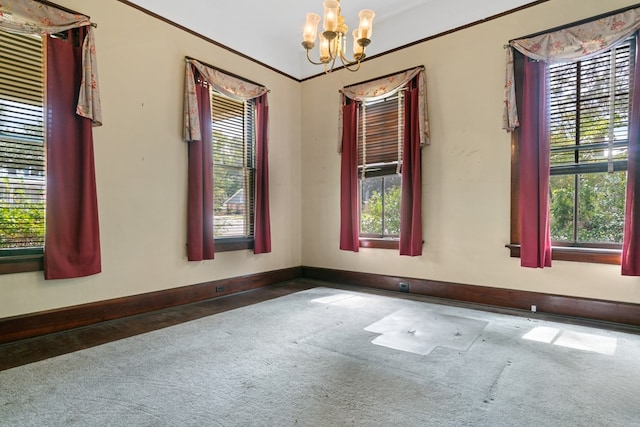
[210,90,256,251]
[505,7,640,267]
[0,30,45,274]
[509,131,623,265]
[357,93,405,250]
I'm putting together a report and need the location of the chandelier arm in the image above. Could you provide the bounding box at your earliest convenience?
[305,48,328,66]
[327,35,338,61]
[328,50,338,72]
[343,61,362,72]
[338,50,363,72]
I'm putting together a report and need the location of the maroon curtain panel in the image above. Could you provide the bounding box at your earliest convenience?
[44,28,101,279]
[399,81,423,256]
[519,57,552,268]
[622,32,640,276]
[339,102,359,251]
[186,68,214,261]
[254,94,271,254]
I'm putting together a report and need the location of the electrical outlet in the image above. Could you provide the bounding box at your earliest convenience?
[216,286,224,292]
[399,282,409,293]
[531,305,537,313]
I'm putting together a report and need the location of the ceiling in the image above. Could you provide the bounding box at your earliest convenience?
[126,0,538,80]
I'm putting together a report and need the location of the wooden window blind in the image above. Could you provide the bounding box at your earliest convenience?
[549,40,631,176]
[0,30,45,249]
[358,92,404,177]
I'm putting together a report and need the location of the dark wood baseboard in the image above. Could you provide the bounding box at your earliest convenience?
[4,264,639,346]
[301,266,640,328]
[0,266,302,345]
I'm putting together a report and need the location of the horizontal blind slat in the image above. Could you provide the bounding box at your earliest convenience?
[0,29,45,249]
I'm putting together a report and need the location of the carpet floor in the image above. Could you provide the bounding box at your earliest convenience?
[1,284,639,426]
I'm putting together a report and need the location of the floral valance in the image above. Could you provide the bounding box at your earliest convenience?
[183,58,269,142]
[338,66,429,152]
[503,6,640,132]
[0,0,102,126]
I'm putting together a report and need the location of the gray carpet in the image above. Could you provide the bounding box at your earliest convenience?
[1,286,639,426]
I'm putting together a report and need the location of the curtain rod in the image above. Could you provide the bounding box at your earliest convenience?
[343,65,424,89]
[509,2,640,42]
[185,56,266,90]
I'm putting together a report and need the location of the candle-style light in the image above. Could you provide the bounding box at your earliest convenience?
[301,0,375,73]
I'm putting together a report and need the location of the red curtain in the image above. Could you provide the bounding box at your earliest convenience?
[622,32,640,276]
[399,80,423,256]
[44,28,101,280]
[186,68,215,261]
[339,102,359,251]
[519,57,552,268]
[254,94,271,254]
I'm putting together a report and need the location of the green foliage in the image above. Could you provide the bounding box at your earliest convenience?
[0,180,45,248]
[549,175,575,241]
[361,180,401,236]
[550,172,626,244]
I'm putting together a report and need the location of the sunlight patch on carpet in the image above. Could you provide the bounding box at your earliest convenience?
[364,308,488,355]
[311,293,374,308]
[523,326,617,355]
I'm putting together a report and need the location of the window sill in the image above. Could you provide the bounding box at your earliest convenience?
[359,238,399,250]
[506,244,621,265]
[215,238,254,252]
[0,251,44,274]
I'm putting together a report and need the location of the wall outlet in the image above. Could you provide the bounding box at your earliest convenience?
[216,286,224,292]
[399,282,410,293]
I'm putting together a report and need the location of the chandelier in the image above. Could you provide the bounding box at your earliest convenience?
[301,0,375,73]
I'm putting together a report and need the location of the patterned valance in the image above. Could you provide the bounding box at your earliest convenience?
[183,58,269,142]
[338,67,429,152]
[503,6,640,132]
[0,0,102,126]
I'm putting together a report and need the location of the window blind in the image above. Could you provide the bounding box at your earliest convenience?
[549,40,631,176]
[0,30,45,249]
[211,91,255,238]
[358,92,404,177]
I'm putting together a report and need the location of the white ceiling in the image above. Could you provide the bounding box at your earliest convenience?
[126,0,537,80]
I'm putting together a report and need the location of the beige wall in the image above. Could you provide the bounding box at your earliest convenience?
[0,0,302,318]
[301,0,640,304]
[3,0,640,320]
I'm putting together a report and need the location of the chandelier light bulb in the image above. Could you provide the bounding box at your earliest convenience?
[303,13,321,46]
[323,0,340,32]
[357,9,375,40]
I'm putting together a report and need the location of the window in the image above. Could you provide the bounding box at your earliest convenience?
[0,30,45,261]
[548,41,631,248]
[211,91,255,250]
[509,39,634,265]
[358,92,404,248]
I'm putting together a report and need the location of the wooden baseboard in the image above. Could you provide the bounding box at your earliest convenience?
[301,266,640,328]
[0,266,302,344]
[4,264,638,345]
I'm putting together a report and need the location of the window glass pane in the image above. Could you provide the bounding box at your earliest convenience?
[360,174,401,237]
[382,174,401,235]
[214,166,247,237]
[576,172,626,244]
[360,176,383,235]
[549,174,575,242]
